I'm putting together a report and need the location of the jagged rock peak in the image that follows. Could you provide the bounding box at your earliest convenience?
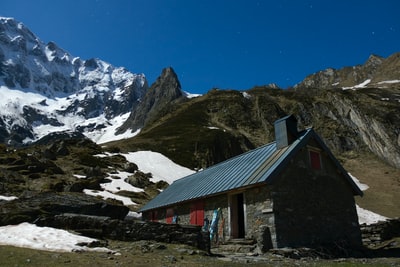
[117,67,185,134]
[365,54,384,68]
[152,67,182,97]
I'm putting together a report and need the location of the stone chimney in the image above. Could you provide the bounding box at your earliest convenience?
[274,115,298,149]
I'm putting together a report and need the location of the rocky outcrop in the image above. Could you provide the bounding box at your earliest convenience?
[294,53,400,89]
[117,67,185,134]
[328,94,400,167]
[0,192,129,226]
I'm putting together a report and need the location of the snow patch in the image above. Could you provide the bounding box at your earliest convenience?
[242,91,251,99]
[207,126,220,130]
[0,222,113,253]
[122,151,195,184]
[342,79,371,90]
[73,174,86,179]
[83,189,136,206]
[184,91,201,98]
[0,195,18,201]
[349,173,389,225]
[101,171,144,193]
[377,80,400,84]
[357,205,389,225]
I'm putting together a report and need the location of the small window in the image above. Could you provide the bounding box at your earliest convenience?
[309,150,322,170]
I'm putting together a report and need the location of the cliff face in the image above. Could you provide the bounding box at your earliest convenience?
[117,67,185,134]
[294,53,400,90]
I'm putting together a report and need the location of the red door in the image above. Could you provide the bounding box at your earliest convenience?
[166,208,174,224]
[151,210,158,222]
[190,200,204,226]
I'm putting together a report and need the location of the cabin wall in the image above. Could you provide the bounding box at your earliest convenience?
[243,186,276,250]
[143,194,230,237]
[271,143,362,249]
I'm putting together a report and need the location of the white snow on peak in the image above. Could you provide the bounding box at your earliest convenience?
[342,79,371,90]
[242,91,251,99]
[0,86,140,144]
[184,91,202,98]
[377,80,400,84]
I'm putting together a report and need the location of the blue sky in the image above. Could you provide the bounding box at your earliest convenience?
[1,0,399,94]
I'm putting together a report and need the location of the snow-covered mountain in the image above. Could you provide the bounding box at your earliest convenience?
[0,17,148,145]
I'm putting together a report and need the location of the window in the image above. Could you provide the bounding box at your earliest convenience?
[309,150,322,170]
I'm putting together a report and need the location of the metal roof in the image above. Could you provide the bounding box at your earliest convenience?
[139,128,362,212]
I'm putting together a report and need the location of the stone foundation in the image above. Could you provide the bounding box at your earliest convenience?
[360,218,400,248]
[37,213,211,253]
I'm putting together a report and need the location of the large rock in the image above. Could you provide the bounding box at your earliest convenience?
[0,192,129,226]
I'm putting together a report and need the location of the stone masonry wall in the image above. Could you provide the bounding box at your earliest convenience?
[38,213,211,253]
[244,186,275,251]
[271,145,362,249]
[360,218,400,248]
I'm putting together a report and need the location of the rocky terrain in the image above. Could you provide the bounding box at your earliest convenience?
[0,135,168,226]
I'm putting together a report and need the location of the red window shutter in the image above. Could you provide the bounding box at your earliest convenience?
[310,150,321,170]
[166,208,174,224]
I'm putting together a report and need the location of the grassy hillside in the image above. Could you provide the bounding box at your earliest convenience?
[105,86,400,218]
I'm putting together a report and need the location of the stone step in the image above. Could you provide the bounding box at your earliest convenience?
[211,239,257,254]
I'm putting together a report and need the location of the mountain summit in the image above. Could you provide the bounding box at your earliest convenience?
[118,67,185,134]
[294,52,400,90]
[0,17,148,145]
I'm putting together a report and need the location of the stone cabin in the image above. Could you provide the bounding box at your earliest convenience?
[139,115,363,251]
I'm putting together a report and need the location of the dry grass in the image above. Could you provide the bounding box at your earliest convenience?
[1,240,400,267]
[343,153,400,218]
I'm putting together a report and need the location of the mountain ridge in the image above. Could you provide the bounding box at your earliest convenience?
[0,17,149,145]
[294,52,400,90]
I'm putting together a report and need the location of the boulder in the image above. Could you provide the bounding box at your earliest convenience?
[0,192,129,226]
[126,171,152,188]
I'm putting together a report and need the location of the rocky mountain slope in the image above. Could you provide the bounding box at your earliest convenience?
[0,17,148,145]
[106,54,400,218]
[294,53,400,90]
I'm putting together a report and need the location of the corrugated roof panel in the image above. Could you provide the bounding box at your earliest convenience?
[140,129,313,212]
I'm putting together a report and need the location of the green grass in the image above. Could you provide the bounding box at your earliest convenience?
[1,241,399,267]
